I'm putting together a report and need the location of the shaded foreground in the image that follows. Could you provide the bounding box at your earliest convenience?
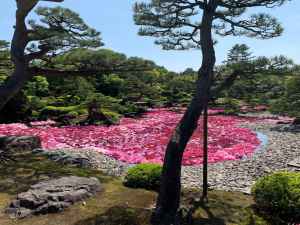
[0,150,266,225]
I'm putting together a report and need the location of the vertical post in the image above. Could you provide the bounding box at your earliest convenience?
[202,99,208,202]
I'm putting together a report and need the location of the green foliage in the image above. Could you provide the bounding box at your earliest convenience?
[120,102,147,117]
[101,109,121,125]
[97,74,125,97]
[242,211,269,225]
[40,105,84,119]
[218,97,240,115]
[25,76,49,97]
[0,75,7,85]
[163,74,196,106]
[252,172,300,224]
[28,96,48,110]
[85,93,122,112]
[270,76,300,117]
[123,164,162,191]
[134,1,285,51]
[28,6,102,55]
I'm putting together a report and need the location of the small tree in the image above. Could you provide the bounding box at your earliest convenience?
[227,44,253,64]
[134,0,290,224]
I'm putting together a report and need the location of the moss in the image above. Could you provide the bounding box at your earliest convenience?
[182,190,254,225]
[0,153,112,195]
[0,151,263,225]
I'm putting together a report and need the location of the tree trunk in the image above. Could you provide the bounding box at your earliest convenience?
[0,64,30,111]
[151,3,217,225]
[202,102,208,201]
[0,1,37,111]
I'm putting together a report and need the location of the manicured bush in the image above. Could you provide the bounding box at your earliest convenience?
[251,172,300,224]
[123,164,162,191]
[40,105,82,117]
[101,109,121,125]
[217,97,240,115]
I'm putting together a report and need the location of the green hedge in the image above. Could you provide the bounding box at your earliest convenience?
[251,172,300,224]
[123,164,162,191]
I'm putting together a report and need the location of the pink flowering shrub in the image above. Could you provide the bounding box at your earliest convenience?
[0,108,266,165]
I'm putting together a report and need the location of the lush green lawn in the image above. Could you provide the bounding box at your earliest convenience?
[0,152,265,225]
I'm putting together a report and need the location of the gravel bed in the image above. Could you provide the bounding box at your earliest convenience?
[34,148,130,176]
[36,113,300,193]
[181,119,300,193]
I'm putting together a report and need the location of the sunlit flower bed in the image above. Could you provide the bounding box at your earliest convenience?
[0,108,269,165]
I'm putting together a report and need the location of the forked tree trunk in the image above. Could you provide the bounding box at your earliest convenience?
[151,3,217,225]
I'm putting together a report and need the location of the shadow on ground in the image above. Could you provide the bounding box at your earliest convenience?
[74,206,152,225]
[0,151,267,225]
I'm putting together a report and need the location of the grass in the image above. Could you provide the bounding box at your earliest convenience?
[0,150,266,225]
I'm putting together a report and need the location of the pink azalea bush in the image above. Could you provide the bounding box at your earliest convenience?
[0,108,266,165]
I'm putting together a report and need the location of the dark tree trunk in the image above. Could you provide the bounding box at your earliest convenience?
[0,1,37,111]
[202,103,208,201]
[151,3,217,225]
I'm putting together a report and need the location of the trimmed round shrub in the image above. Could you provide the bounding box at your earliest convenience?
[251,172,300,224]
[123,164,162,191]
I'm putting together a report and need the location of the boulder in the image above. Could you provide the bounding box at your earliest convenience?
[0,136,41,153]
[6,176,101,219]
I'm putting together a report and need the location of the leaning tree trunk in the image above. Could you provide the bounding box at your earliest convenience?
[151,4,217,225]
[0,1,37,111]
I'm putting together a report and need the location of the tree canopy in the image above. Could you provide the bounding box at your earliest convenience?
[134,0,286,50]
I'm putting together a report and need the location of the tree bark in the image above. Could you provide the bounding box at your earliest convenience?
[151,2,217,225]
[0,1,37,111]
[202,102,208,201]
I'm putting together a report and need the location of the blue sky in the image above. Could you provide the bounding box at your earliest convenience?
[0,0,299,72]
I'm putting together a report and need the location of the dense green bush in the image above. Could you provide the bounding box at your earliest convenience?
[216,97,240,115]
[98,109,121,125]
[123,164,162,191]
[251,172,300,224]
[25,76,49,97]
[39,105,87,124]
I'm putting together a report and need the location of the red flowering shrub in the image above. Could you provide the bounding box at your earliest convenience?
[0,108,276,166]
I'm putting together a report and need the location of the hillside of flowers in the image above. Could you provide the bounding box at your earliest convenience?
[0,108,267,165]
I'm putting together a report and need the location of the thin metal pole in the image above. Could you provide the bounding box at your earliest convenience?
[202,101,208,202]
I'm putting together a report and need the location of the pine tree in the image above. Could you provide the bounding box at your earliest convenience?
[0,0,103,110]
[227,44,253,64]
[133,0,290,224]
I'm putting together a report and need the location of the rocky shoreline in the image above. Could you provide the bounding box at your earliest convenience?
[33,114,300,194]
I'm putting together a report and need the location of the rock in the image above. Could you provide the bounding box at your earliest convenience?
[6,176,101,219]
[271,124,300,133]
[0,136,41,153]
[288,157,300,169]
[293,117,300,125]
